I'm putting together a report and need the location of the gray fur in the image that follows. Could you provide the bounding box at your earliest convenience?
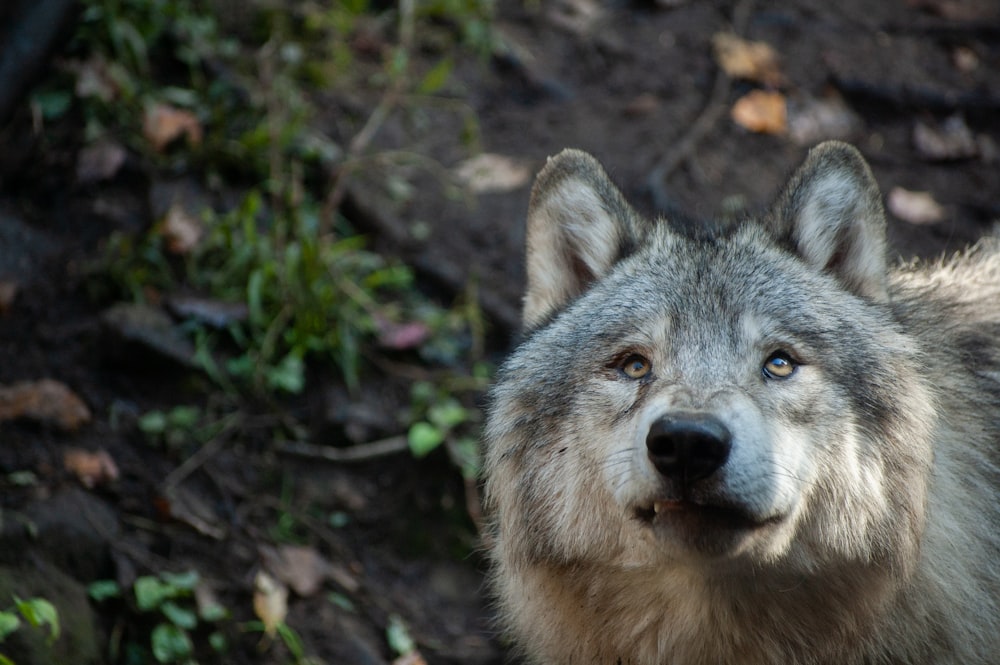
[483,141,1000,664]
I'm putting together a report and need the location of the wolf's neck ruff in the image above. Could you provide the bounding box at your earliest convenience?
[483,141,1000,664]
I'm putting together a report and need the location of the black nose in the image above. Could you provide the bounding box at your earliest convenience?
[646,413,732,485]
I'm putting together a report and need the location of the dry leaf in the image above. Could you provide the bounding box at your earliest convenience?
[143,103,203,152]
[77,138,128,184]
[64,448,119,488]
[952,46,979,73]
[787,93,861,145]
[712,33,786,87]
[393,653,428,665]
[160,203,203,254]
[253,570,288,637]
[270,545,329,597]
[547,0,603,35]
[622,93,660,117]
[158,485,226,539]
[0,379,91,431]
[731,90,787,134]
[0,281,18,314]
[194,582,227,620]
[454,153,532,194]
[377,320,431,351]
[887,187,945,225]
[72,56,118,103]
[913,115,977,161]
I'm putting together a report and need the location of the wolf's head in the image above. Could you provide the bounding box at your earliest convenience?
[484,142,935,575]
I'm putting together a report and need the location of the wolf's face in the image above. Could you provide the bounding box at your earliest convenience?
[485,143,934,574]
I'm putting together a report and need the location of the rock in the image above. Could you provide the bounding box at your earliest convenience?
[0,561,102,665]
[0,488,119,582]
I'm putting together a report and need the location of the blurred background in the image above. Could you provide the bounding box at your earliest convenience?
[0,0,997,663]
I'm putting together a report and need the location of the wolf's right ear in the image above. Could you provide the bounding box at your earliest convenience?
[523,150,644,330]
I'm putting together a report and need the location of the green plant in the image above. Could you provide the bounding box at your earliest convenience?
[406,375,485,480]
[242,619,317,665]
[89,571,228,664]
[0,597,60,665]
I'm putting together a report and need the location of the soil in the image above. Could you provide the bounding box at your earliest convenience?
[1,1,999,663]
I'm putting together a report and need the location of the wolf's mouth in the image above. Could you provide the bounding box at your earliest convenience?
[634,499,769,531]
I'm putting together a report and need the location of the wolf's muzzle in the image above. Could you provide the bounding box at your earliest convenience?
[646,413,732,486]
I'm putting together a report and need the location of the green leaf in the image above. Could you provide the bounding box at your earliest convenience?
[87,580,122,602]
[447,435,481,480]
[386,614,415,656]
[160,601,197,630]
[0,653,15,665]
[166,406,200,429]
[14,597,59,642]
[160,570,199,592]
[199,602,228,622]
[150,623,193,663]
[327,592,355,613]
[208,630,227,653]
[135,576,171,611]
[31,90,73,120]
[266,352,305,394]
[417,57,453,95]
[428,399,468,430]
[138,411,168,435]
[276,623,306,660]
[0,611,21,640]
[407,422,444,458]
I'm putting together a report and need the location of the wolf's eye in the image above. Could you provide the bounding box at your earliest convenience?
[763,351,796,379]
[620,354,652,379]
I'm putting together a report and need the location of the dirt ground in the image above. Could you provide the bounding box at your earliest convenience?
[1,0,999,663]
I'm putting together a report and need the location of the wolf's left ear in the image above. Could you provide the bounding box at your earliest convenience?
[523,150,644,330]
[773,141,888,302]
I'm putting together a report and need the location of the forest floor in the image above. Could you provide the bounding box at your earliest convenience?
[0,1,998,664]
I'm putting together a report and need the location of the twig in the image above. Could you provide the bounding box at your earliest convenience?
[162,414,241,490]
[647,0,756,197]
[274,435,410,462]
[321,0,418,231]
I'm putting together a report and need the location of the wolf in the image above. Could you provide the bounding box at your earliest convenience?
[482,141,1000,664]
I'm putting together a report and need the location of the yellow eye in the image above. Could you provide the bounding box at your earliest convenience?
[763,351,796,379]
[620,354,652,379]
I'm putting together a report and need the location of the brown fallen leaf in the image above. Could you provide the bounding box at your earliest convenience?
[547,0,603,35]
[143,103,203,153]
[731,90,787,134]
[160,203,204,254]
[453,153,532,194]
[622,93,660,117]
[887,187,945,225]
[0,379,91,431]
[952,46,979,73]
[71,56,119,103]
[253,570,288,638]
[76,138,128,184]
[267,545,329,597]
[0,281,18,315]
[64,448,119,488]
[712,33,786,88]
[158,485,227,539]
[377,320,431,351]
[787,93,862,146]
[913,115,977,161]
